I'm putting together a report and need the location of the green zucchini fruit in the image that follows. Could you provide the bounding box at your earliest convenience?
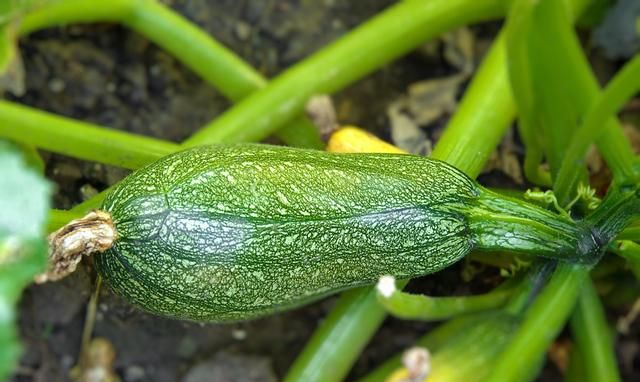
[94,144,599,321]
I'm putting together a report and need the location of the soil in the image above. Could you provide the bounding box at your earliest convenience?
[7,1,639,382]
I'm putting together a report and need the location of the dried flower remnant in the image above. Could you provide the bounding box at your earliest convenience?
[37,210,116,283]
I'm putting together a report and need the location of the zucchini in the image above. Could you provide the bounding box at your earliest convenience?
[94,144,598,321]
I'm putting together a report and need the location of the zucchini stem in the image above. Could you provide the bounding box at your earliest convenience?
[470,186,640,265]
[467,189,596,263]
[585,186,640,246]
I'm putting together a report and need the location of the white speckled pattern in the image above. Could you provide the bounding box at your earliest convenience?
[96,144,478,321]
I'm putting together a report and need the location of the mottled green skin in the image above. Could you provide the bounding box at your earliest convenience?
[95,144,479,321]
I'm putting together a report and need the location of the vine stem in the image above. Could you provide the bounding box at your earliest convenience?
[570,280,621,382]
[77,277,102,372]
[430,32,515,176]
[485,263,589,382]
[0,101,179,169]
[376,275,518,321]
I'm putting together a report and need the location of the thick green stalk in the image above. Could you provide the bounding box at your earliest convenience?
[284,16,514,382]
[424,311,521,382]
[468,189,598,263]
[47,209,83,233]
[507,0,593,190]
[489,203,628,380]
[570,280,621,382]
[20,0,132,34]
[586,188,640,246]
[69,192,106,213]
[0,101,179,169]
[120,0,321,151]
[485,264,589,381]
[565,344,587,382]
[280,287,398,382]
[19,0,322,149]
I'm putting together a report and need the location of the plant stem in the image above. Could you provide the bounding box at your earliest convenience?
[360,265,550,382]
[0,101,179,169]
[426,311,521,382]
[377,277,517,321]
[507,0,633,198]
[76,277,102,372]
[570,279,621,382]
[586,188,640,246]
[485,263,589,381]
[21,0,262,100]
[504,0,548,185]
[565,343,587,382]
[468,189,595,262]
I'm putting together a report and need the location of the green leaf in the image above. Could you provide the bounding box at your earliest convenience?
[0,140,51,380]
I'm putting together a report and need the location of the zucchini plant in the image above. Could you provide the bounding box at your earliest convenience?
[0,0,639,381]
